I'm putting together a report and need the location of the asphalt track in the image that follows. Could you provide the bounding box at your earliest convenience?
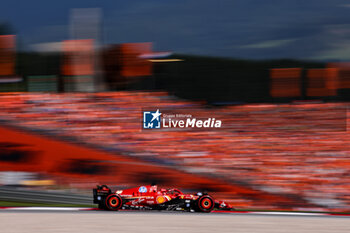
[0,209,349,233]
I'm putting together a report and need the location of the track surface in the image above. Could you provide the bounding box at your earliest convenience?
[0,210,349,233]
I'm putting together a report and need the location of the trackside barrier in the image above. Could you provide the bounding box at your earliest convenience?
[0,186,92,205]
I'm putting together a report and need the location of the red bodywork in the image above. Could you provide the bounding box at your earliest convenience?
[94,185,233,212]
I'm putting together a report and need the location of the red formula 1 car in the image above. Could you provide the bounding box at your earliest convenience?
[93,184,233,212]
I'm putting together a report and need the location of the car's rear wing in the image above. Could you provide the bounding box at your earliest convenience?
[93,185,112,204]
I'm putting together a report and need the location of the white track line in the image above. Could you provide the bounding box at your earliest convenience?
[0,207,348,217]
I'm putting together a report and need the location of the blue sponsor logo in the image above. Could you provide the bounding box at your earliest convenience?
[138,186,148,193]
[143,109,162,129]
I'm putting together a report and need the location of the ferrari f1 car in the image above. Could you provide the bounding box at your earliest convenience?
[93,184,233,212]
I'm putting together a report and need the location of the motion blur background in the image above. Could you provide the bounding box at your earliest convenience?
[0,0,349,212]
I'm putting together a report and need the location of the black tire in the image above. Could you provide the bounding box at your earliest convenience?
[105,194,123,211]
[197,195,214,213]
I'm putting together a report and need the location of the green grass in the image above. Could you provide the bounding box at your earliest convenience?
[0,201,95,208]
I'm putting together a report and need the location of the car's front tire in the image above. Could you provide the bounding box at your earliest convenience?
[196,195,214,213]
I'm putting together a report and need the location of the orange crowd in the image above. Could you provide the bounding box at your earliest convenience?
[0,92,349,211]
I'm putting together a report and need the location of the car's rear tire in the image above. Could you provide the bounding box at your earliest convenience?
[105,194,123,211]
[197,195,214,213]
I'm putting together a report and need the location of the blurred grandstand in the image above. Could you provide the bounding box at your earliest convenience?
[0,92,349,211]
[0,9,349,213]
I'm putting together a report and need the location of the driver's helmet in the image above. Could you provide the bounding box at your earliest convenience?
[150,185,158,192]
